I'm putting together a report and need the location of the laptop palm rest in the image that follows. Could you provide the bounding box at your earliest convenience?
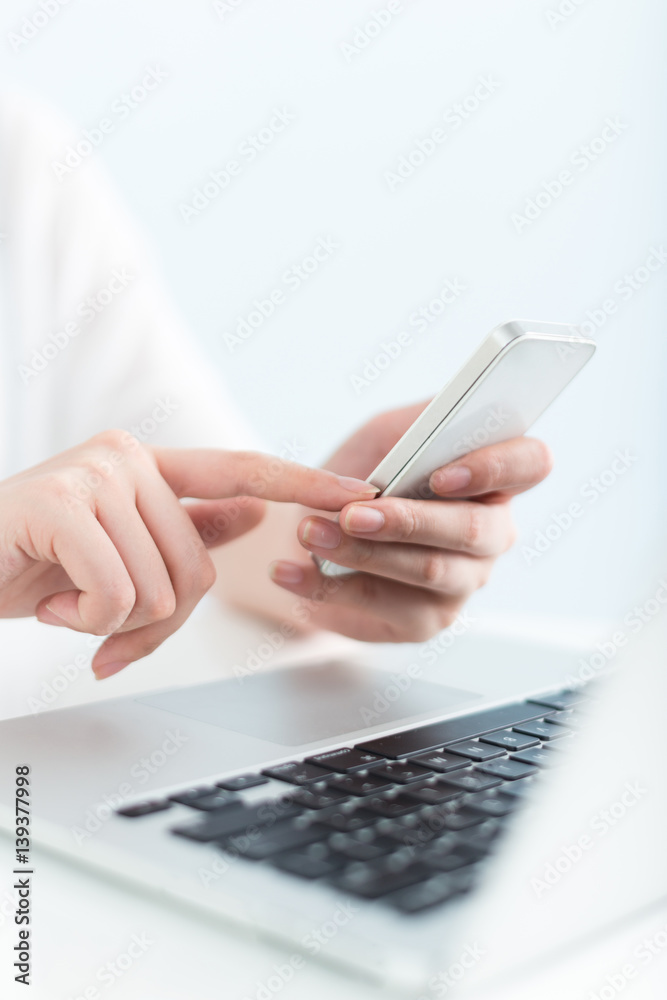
[137,660,480,747]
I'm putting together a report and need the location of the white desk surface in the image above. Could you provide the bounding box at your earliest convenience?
[1,600,663,1000]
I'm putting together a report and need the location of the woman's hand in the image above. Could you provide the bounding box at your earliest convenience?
[0,429,377,677]
[269,403,553,642]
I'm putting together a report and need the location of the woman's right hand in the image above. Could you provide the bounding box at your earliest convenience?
[0,430,377,678]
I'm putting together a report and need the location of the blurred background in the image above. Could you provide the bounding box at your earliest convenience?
[0,0,664,633]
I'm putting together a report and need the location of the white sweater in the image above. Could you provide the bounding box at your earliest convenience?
[0,91,258,480]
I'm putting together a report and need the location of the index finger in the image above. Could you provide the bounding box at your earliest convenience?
[153,448,379,509]
[429,437,554,500]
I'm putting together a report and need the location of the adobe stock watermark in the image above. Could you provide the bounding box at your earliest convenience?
[587,919,667,1000]
[51,67,168,180]
[212,0,251,19]
[339,0,406,63]
[384,75,501,191]
[359,612,476,725]
[57,407,179,513]
[223,236,339,353]
[521,448,637,565]
[179,107,295,224]
[417,942,486,999]
[196,793,302,889]
[27,634,102,714]
[564,578,667,689]
[8,0,74,53]
[530,780,648,897]
[65,932,153,999]
[511,117,627,233]
[198,438,308,551]
[18,267,135,383]
[350,276,467,393]
[545,0,592,30]
[563,245,667,345]
[233,573,345,682]
[69,729,189,845]
[240,901,358,1000]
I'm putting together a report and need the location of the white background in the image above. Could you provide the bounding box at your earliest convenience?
[0,0,665,630]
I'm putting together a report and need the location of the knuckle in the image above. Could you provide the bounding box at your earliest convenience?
[138,588,177,623]
[485,449,508,488]
[395,501,422,541]
[461,504,485,550]
[40,471,75,502]
[92,428,140,455]
[420,550,448,588]
[181,545,217,595]
[99,581,136,632]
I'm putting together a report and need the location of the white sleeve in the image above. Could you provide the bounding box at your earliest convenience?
[0,91,261,478]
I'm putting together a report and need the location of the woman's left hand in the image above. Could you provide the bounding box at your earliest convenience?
[269,402,553,642]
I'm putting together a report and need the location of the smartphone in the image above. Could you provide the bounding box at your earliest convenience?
[317,319,596,577]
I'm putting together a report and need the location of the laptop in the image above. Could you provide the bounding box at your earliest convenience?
[0,611,664,994]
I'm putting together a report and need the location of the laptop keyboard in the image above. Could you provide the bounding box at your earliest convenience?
[116,690,586,914]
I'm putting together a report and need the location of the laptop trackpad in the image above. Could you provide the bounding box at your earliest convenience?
[138,660,480,747]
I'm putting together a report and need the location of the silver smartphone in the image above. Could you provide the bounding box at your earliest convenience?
[317,319,596,577]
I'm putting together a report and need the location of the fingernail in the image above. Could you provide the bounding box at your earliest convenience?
[430,465,472,494]
[336,475,380,495]
[93,660,130,681]
[343,504,385,533]
[302,518,341,549]
[38,604,70,627]
[269,561,305,585]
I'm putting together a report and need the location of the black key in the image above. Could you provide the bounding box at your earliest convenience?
[480,729,539,751]
[168,786,216,805]
[369,761,434,784]
[117,800,171,818]
[511,747,558,768]
[290,787,350,810]
[423,841,485,872]
[478,758,537,780]
[513,721,570,741]
[403,783,463,805]
[439,807,487,831]
[216,774,268,792]
[461,819,504,850]
[363,794,423,818]
[334,835,396,863]
[331,859,432,899]
[386,873,462,912]
[446,740,506,762]
[271,846,347,879]
[465,791,516,818]
[440,771,502,792]
[547,710,585,729]
[320,807,378,833]
[411,750,470,773]
[500,776,536,798]
[171,799,299,843]
[261,762,335,785]
[528,690,584,711]
[328,774,394,796]
[186,790,237,811]
[225,820,330,860]
[306,748,386,773]
[355,702,550,759]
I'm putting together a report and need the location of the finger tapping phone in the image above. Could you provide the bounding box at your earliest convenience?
[317,319,596,577]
